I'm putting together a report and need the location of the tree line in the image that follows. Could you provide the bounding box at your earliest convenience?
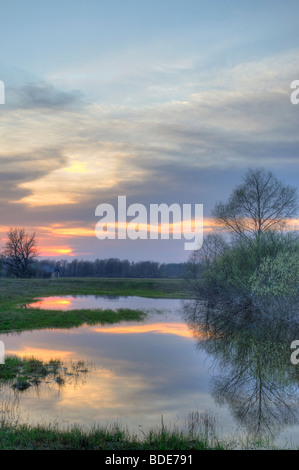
[0,253,186,279]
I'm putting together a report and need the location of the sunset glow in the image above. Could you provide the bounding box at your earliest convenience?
[0,1,298,450]
[39,247,74,257]
[6,347,74,362]
[0,0,297,265]
[30,298,73,309]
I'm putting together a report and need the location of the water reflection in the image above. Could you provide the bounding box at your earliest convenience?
[92,322,194,339]
[5,294,299,444]
[1,298,220,433]
[26,295,181,312]
[183,300,299,439]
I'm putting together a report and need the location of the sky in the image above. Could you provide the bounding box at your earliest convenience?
[0,0,298,262]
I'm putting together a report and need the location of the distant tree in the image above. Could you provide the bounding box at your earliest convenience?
[3,228,39,277]
[213,168,298,240]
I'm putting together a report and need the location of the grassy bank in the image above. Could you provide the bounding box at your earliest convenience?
[0,419,285,450]
[0,421,225,450]
[0,277,189,301]
[0,306,148,333]
[0,278,189,333]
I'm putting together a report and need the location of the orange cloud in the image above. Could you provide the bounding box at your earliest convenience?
[39,218,218,239]
[40,225,95,237]
[1,217,298,260]
[39,246,74,257]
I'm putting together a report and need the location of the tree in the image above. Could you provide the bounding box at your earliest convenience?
[3,228,39,277]
[213,167,298,240]
[185,233,228,281]
[250,249,299,298]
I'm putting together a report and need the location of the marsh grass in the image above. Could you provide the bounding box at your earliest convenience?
[0,415,288,450]
[187,411,217,440]
[0,355,92,392]
[0,418,227,450]
[0,403,292,450]
[0,306,147,333]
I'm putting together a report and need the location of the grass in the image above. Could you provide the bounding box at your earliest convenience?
[0,420,226,450]
[0,417,287,450]
[0,277,189,301]
[0,306,147,333]
[0,277,190,333]
[0,355,91,391]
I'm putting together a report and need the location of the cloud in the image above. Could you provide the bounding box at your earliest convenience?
[7,82,83,110]
[0,148,67,203]
[21,83,82,108]
[0,48,297,258]
[15,142,154,206]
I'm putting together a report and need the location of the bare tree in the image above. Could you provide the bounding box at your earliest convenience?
[192,233,228,266]
[186,232,228,281]
[3,228,39,277]
[213,168,298,240]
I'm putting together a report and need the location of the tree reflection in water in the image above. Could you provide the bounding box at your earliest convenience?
[183,300,299,439]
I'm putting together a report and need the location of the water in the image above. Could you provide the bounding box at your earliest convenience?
[1,295,299,447]
[26,295,188,312]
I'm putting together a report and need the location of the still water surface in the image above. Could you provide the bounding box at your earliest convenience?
[1,295,299,447]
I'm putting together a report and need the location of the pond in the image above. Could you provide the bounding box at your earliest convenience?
[1,295,299,447]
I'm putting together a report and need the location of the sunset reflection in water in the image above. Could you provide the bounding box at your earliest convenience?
[1,296,223,435]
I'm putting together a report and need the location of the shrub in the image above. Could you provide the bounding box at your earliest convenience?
[250,251,299,298]
[191,231,299,308]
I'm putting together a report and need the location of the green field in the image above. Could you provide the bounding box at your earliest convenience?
[0,277,190,333]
